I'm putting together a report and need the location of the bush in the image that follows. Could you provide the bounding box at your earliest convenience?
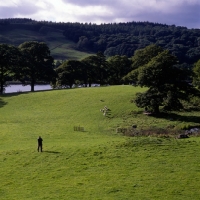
[174,123,192,130]
[120,126,182,138]
[182,96,200,111]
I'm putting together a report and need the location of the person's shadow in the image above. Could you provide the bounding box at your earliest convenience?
[43,151,60,154]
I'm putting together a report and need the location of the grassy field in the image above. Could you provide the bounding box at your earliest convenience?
[1,86,200,199]
[0,28,93,60]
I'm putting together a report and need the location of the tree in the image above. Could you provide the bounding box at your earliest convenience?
[123,44,163,84]
[94,52,108,85]
[131,44,163,70]
[77,36,91,50]
[18,41,55,92]
[107,55,131,85]
[0,44,21,94]
[81,52,108,86]
[192,60,200,88]
[81,56,97,87]
[53,60,83,88]
[130,45,194,114]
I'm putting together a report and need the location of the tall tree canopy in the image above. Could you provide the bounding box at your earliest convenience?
[128,45,195,114]
[54,52,108,89]
[18,41,55,92]
[131,44,164,70]
[81,52,108,86]
[81,56,99,87]
[123,44,164,84]
[53,60,83,89]
[192,59,200,89]
[0,44,21,94]
[93,52,108,85]
[107,55,131,85]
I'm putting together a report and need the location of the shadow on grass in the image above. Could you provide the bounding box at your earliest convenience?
[153,112,200,124]
[0,93,26,108]
[0,98,7,108]
[1,88,55,97]
[43,150,61,154]
[1,92,23,97]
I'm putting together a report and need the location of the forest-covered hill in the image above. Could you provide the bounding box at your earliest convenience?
[0,18,200,67]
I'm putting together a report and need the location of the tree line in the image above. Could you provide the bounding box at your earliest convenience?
[53,52,131,88]
[1,41,200,114]
[0,41,55,93]
[0,18,200,71]
[0,41,131,93]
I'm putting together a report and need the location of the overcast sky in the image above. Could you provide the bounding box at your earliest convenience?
[0,0,200,29]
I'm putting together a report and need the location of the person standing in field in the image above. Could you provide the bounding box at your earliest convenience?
[37,136,43,152]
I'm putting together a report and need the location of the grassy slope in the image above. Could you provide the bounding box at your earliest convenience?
[1,86,200,199]
[0,29,93,60]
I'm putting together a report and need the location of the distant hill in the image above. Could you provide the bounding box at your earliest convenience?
[0,18,93,60]
[0,18,200,67]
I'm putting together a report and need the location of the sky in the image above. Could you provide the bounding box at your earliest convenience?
[0,0,200,29]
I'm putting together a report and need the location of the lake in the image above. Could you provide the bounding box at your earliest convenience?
[4,84,52,93]
[4,84,100,93]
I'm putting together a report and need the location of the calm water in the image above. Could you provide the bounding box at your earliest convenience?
[4,84,52,93]
[4,84,101,93]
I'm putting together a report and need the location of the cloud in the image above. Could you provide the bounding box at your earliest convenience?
[0,1,41,18]
[62,0,110,6]
[116,0,200,27]
[60,0,200,28]
[0,0,199,28]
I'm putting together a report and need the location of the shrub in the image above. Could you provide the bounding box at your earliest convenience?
[120,126,182,138]
[181,96,200,111]
[174,123,192,130]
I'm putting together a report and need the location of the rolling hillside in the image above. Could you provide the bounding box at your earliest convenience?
[0,25,93,60]
[1,86,200,199]
[0,18,200,65]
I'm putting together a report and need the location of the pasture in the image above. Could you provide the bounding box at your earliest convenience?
[1,86,200,199]
[0,28,93,60]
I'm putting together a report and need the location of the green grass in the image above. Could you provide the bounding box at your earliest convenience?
[0,29,93,60]
[1,86,200,199]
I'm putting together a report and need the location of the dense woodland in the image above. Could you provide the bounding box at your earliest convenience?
[0,18,200,68]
